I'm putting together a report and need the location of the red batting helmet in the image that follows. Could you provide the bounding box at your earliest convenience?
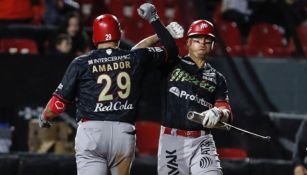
[187,20,215,38]
[92,14,121,46]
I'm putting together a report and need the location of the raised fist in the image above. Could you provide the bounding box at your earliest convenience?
[166,22,184,39]
[137,3,159,23]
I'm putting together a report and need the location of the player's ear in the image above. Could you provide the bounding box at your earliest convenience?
[186,38,192,47]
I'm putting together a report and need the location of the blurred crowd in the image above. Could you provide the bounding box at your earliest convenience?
[0,0,306,57]
[0,1,306,174]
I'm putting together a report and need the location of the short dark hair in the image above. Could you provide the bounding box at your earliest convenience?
[55,34,72,45]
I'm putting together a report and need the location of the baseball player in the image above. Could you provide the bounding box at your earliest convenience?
[135,17,233,174]
[38,5,184,175]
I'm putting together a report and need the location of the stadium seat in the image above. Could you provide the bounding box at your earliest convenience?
[135,121,160,156]
[103,0,125,21]
[296,24,307,45]
[150,0,185,25]
[213,2,222,26]
[217,148,248,160]
[217,21,244,56]
[122,18,155,43]
[287,24,307,57]
[0,38,38,55]
[244,23,289,57]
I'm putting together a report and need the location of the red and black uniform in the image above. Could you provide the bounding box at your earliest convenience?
[53,20,178,124]
[162,57,230,131]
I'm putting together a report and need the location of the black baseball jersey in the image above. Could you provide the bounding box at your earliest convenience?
[162,56,230,130]
[54,47,167,123]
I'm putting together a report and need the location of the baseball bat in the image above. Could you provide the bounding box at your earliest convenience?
[187,111,271,142]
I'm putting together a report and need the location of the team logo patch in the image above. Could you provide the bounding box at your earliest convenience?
[166,150,179,175]
[199,156,213,169]
[88,60,93,65]
[106,49,112,55]
[55,101,65,110]
[168,86,213,108]
[200,23,208,29]
[169,87,180,97]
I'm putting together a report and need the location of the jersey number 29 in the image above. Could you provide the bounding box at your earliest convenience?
[97,72,131,101]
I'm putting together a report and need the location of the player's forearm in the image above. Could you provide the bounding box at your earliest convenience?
[42,106,59,121]
[212,107,230,128]
[42,95,67,121]
[151,20,178,56]
[215,100,232,123]
[132,34,159,49]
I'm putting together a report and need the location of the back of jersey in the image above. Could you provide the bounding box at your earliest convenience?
[54,46,166,123]
[76,48,145,123]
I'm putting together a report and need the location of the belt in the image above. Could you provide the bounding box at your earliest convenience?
[80,118,91,122]
[162,126,207,138]
[80,118,134,125]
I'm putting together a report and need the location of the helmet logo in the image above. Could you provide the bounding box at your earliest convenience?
[105,34,112,40]
[200,23,208,29]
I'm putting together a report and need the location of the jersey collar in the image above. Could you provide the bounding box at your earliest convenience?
[182,56,212,71]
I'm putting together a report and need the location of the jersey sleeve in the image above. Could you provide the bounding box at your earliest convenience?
[53,59,80,103]
[151,20,179,60]
[215,74,230,102]
[135,47,168,67]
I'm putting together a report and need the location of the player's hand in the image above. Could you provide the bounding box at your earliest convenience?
[137,3,159,23]
[38,113,51,128]
[294,165,307,175]
[166,22,184,39]
[201,107,221,128]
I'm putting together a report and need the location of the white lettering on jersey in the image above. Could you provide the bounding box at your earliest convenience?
[105,34,112,40]
[88,54,131,65]
[147,47,163,52]
[57,83,63,90]
[94,100,134,112]
[202,72,217,84]
[169,86,213,108]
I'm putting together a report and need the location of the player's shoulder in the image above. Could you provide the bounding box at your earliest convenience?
[205,63,226,80]
[70,51,94,65]
[73,51,92,61]
[131,47,164,54]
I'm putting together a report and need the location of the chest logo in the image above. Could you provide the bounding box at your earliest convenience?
[170,68,216,93]
[168,86,213,108]
[169,87,180,97]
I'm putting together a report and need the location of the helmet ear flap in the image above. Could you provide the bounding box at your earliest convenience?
[211,41,215,50]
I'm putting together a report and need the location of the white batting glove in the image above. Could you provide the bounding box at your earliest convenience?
[201,107,221,128]
[166,22,184,39]
[137,3,159,23]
